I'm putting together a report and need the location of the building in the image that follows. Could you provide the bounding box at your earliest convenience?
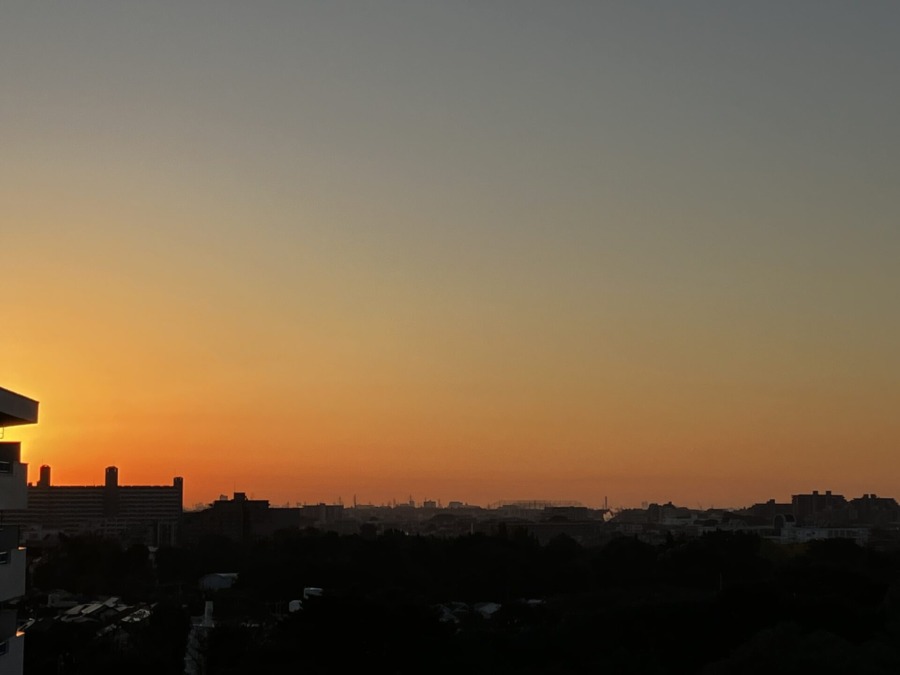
[745,499,793,522]
[0,386,39,675]
[847,494,900,527]
[777,522,870,547]
[6,466,182,546]
[181,493,348,543]
[181,492,272,543]
[792,490,848,526]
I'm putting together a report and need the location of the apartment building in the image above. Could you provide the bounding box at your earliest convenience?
[7,466,182,546]
[0,386,39,675]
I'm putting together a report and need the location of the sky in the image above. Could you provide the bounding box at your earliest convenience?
[3,2,899,509]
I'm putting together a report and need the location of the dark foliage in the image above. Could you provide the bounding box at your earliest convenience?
[25,529,900,674]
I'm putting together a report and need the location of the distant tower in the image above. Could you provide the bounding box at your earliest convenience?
[38,464,51,487]
[103,466,119,517]
[173,476,185,520]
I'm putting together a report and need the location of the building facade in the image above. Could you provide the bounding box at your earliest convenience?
[792,490,847,525]
[0,386,39,675]
[181,493,346,543]
[6,466,183,546]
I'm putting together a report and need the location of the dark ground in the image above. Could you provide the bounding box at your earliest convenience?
[24,529,900,674]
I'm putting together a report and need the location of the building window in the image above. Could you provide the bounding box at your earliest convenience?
[0,640,7,656]
[0,551,8,565]
[0,461,10,474]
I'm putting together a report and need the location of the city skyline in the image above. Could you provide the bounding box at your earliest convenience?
[19,460,900,514]
[5,3,900,509]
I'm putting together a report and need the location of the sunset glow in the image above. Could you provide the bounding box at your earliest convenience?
[4,2,899,509]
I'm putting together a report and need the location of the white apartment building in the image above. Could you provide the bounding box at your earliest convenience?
[0,386,39,675]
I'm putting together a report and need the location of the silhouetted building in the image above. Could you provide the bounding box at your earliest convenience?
[182,493,346,543]
[847,494,900,526]
[6,466,182,546]
[182,492,273,543]
[746,499,793,521]
[647,502,693,525]
[0,385,39,675]
[298,503,344,528]
[792,490,847,525]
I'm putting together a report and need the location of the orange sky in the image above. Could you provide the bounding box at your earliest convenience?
[4,3,900,508]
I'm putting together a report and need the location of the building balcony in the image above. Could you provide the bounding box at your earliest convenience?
[0,632,24,674]
[0,540,25,604]
[0,611,23,673]
[0,528,18,552]
[0,388,38,428]
[0,447,26,511]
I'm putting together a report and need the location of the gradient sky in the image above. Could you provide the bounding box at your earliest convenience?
[3,2,899,509]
